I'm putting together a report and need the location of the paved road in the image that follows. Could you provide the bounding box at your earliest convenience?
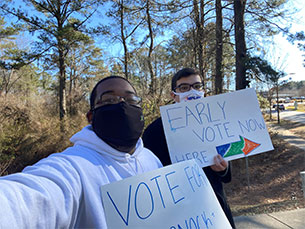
[280,110,305,124]
[234,208,305,229]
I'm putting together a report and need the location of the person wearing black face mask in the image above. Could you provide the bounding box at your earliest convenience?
[91,101,144,153]
[86,76,146,154]
[0,76,162,228]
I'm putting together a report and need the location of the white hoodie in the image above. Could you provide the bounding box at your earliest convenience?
[0,125,162,228]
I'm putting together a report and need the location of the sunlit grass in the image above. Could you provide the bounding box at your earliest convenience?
[285,103,305,112]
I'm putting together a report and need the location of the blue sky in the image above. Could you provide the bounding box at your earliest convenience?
[5,0,305,82]
[270,0,305,82]
[98,0,305,82]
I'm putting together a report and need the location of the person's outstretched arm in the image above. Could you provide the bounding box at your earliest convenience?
[0,154,82,228]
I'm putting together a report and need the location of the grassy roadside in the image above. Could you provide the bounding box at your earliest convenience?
[284,103,305,112]
[226,118,305,216]
[270,119,305,137]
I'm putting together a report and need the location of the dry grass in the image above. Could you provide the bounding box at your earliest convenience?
[226,121,305,216]
[0,95,88,175]
[286,103,305,112]
[276,119,305,137]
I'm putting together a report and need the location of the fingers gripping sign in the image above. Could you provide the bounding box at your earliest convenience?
[210,154,228,172]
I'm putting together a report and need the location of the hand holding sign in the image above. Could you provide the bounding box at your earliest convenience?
[210,154,228,172]
[160,88,274,168]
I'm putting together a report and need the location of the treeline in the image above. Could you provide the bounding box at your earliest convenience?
[280,80,305,91]
[0,0,300,174]
[280,80,305,97]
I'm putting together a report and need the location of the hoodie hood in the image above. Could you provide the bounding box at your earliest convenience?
[70,125,144,162]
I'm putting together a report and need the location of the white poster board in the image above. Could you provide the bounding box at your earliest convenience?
[160,88,274,168]
[100,160,231,229]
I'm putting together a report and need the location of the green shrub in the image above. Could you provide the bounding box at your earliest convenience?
[257,93,269,109]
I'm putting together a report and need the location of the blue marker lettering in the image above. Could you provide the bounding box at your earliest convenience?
[205,126,216,142]
[186,106,202,126]
[238,120,249,134]
[166,107,185,131]
[134,182,154,220]
[106,185,132,226]
[214,123,224,139]
[192,128,205,143]
[150,175,166,208]
[217,101,226,120]
[184,166,195,192]
[175,154,186,163]
[201,211,213,227]
[255,117,266,129]
[165,171,185,204]
[248,119,257,131]
[223,122,234,138]
[207,103,220,122]
[193,163,207,187]
[185,152,192,160]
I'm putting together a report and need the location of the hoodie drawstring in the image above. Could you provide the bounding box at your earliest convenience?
[136,156,144,173]
[125,154,144,175]
[125,154,136,174]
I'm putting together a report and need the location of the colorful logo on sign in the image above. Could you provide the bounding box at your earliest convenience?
[216,136,260,157]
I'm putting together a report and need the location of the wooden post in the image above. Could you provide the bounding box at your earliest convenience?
[245,157,250,190]
[301,171,305,198]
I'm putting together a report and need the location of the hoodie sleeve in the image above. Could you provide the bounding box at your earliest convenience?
[0,155,82,228]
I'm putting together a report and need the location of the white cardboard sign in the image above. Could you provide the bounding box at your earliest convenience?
[160,88,274,168]
[100,160,231,228]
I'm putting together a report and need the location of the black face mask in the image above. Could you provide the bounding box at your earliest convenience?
[92,102,144,153]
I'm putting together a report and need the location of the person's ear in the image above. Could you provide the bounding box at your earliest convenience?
[170,91,179,103]
[87,110,93,124]
[170,91,175,100]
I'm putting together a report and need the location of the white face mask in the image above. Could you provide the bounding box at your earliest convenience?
[173,89,205,102]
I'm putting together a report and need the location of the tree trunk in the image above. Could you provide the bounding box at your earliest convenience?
[268,96,272,121]
[192,29,198,68]
[234,0,247,90]
[68,69,74,116]
[120,0,129,80]
[193,0,205,87]
[215,0,223,94]
[58,39,67,122]
[146,0,156,95]
[56,5,67,122]
[276,84,280,124]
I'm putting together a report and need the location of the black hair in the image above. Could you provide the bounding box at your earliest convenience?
[171,68,202,91]
[89,75,136,110]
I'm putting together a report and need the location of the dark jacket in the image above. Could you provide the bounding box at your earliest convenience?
[142,117,235,228]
